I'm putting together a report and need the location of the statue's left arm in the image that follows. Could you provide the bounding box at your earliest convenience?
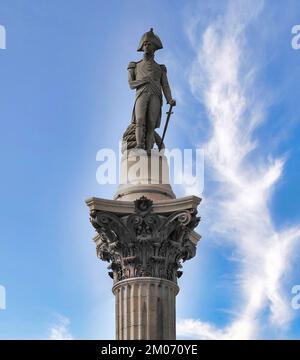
[160,65,176,105]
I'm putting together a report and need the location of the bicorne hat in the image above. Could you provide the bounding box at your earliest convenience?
[137,28,163,52]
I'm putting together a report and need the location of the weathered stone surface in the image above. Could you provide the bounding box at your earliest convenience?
[87,195,200,284]
[113,277,179,340]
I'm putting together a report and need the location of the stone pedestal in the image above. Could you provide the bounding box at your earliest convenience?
[115,149,175,201]
[86,149,201,340]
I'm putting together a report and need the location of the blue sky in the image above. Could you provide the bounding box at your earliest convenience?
[0,0,300,339]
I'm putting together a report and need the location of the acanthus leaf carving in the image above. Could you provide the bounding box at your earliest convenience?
[90,196,200,284]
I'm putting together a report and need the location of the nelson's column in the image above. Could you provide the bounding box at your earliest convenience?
[85,29,201,340]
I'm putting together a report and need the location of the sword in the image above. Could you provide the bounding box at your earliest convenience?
[159,104,174,151]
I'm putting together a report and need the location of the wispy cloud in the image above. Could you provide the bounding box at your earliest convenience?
[48,315,74,340]
[178,0,300,339]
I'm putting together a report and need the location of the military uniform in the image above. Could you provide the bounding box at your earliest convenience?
[127,28,174,150]
[128,58,172,150]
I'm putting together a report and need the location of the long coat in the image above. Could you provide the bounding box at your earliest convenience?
[128,58,172,129]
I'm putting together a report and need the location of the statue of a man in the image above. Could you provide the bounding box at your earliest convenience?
[127,28,176,151]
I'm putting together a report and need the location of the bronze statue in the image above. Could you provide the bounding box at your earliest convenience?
[122,29,176,152]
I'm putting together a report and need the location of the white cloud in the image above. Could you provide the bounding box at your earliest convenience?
[179,0,300,339]
[177,319,231,340]
[48,315,74,340]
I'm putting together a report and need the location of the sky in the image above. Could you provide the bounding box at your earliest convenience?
[0,0,300,340]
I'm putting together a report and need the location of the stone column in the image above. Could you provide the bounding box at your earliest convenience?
[86,149,201,340]
[113,277,178,340]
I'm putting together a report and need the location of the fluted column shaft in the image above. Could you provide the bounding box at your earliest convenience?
[112,277,179,340]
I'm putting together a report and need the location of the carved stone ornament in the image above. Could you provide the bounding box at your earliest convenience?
[89,196,200,284]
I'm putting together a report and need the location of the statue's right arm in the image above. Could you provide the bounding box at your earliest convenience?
[128,62,148,90]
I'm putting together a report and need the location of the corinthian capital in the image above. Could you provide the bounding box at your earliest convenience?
[87,196,201,284]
